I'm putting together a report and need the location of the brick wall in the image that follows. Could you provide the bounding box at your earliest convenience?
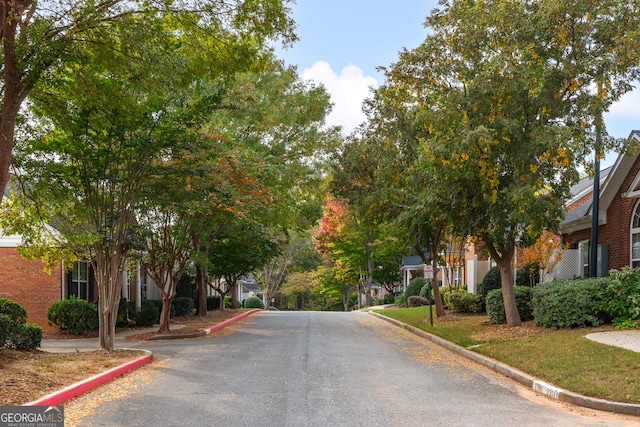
[563,156,640,271]
[0,247,62,330]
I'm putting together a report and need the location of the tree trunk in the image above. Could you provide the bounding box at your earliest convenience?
[95,252,126,351]
[195,263,207,316]
[231,282,238,308]
[431,257,445,317]
[158,293,174,334]
[496,256,522,327]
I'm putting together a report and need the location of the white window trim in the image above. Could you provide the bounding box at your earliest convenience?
[630,200,640,268]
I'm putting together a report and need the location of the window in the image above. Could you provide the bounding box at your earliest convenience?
[70,261,89,300]
[631,201,640,268]
[580,241,590,278]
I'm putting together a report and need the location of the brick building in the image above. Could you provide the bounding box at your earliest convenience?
[560,130,640,275]
[0,233,64,330]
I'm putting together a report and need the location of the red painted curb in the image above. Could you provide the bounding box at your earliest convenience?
[25,354,152,407]
[205,309,262,334]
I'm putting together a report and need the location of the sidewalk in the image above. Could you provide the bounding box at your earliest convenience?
[38,326,166,353]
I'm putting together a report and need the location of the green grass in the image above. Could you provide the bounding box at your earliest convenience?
[374,307,640,404]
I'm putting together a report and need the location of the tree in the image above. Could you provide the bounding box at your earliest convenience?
[0,0,297,205]
[517,230,563,285]
[7,6,295,349]
[208,220,280,310]
[259,231,313,309]
[380,0,640,326]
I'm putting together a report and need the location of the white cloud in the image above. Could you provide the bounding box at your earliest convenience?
[606,88,640,119]
[301,61,378,135]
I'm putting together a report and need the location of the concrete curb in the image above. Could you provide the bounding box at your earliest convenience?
[25,310,262,406]
[204,309,262,334]
[24,351,153,407]
[368,311,640,417]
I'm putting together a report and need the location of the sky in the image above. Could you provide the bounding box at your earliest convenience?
[276,0,640,169]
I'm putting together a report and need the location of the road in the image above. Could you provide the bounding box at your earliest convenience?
[66,311,639,426]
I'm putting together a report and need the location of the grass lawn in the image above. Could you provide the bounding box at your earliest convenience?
[374,306,640,404]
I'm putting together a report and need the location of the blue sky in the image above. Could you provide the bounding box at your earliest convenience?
[277,0,640,168]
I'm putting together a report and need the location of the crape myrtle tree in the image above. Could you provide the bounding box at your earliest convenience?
[381,0,640,326]
[6,5,296,350]
[0,0,297,205]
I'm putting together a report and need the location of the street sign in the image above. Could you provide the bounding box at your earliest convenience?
[424,265,433,279]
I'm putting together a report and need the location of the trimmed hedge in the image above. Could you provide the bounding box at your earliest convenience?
[479,266,502,303]
[47,296,98,334]
[136,300,159,326]
[207,296,221,310]
[447,291,484,313]
[243,296,264,309]
[407,295,430,307]
[486,286,533,324]
[172,297,195,316]
[532,278,607,329]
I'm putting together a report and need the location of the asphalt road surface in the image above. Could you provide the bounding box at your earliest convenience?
[66,311,640,426]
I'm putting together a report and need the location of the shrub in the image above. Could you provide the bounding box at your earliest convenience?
[243,296,264,309]
[267,306,279,311]
[47,296,98,334]
[407,295,430,307]
[172,297,194,316]
[0,298,27,324]
[479,266,502,303]
[447,291,484,313]
[516,262,540,287]
[12,323,43,350]
[383,293,395,304]
[531,278,607,329]
[598,267,640,328]
[148,299,176,318]
[419,282,433,300]
[394,292,407,308]
[0,299,43,350]
[407,277,427,297]
[207,296,221,310]
[136,300,159,327]
[486,286,533,324]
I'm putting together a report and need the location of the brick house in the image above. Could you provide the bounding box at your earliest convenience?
[0,232,65,330]
[559,130,640,276]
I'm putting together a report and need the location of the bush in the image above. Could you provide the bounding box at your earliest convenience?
[447,291,484,313]
[598,267,640,328]
[207,296,221,310]
[0,299,43,350]
[407,295,430,307]
[47,296,98,334]
[172,297,194,316]
[516,262,540,287]
[0,298,27,324]
[486,286,533,324]
[532,278,608,329]
[394,292,407,308]
[12,323,43,350]
[136,301,159,326]
[148,299,176,318]
[479,266,502,303]
[419,282,433,300]
[243,296,264,309]
[383,293,395,304]
[407,277,427,297]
